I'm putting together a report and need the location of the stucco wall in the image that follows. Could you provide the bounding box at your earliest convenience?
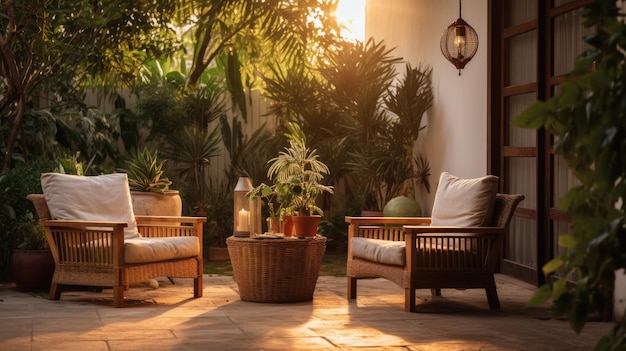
[616,269,626,321]
[366,0,488,213]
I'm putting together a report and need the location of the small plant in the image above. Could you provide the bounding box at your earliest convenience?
[14,214,48,250]
[54,151,96,176]
[119,147,172,193]
[246,182,284,220]
[250,123,333,217]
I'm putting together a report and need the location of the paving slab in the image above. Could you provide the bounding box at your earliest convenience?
[0,274,613,350]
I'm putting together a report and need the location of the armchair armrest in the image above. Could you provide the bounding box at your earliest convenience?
[404,225,504,236]
[135,215,206,240]
[40,219,127,229]
[346,216,432,226]
[134,215,207,224]
[40,219,126,267]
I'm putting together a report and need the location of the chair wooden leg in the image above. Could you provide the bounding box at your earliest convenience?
[49,282,62,300]
[113,285,124,308]
[430,288,441,296]
[347,276,357,299]
[486,276,500,310]
[405,288,416,312]
[194,277,202,298]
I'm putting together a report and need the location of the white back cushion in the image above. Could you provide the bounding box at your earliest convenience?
[41,173,140,239]
[431,172,499,227]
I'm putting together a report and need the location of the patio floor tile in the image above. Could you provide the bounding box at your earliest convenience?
[0,274,613,350]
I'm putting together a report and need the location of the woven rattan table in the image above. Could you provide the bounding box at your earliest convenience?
[226,235,327,303]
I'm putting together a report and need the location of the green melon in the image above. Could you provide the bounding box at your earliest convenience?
[383,195,422,217]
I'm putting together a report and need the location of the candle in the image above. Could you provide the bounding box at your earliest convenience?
[237,209,249,232]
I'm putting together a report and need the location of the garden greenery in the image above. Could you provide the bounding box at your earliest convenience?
[515,0,626,348]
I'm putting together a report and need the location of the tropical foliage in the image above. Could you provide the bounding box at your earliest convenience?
[515,0,626,348]
[264,39,433,212]
[1,0,430,255]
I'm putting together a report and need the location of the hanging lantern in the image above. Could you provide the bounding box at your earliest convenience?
[440,0,478,76]
[233,177,261,237]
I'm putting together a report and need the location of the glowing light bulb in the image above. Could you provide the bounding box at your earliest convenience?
[454,25,466,58]
[454,34,465,48]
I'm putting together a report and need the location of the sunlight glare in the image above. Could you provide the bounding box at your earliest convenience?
[335,0,365,42]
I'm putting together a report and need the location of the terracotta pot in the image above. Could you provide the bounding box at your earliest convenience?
[10,249,55,292]
[291,215,321,237]
[131,190,182,216]
[283,215,294,237]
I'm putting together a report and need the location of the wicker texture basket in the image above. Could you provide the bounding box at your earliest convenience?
[226,235,326,303]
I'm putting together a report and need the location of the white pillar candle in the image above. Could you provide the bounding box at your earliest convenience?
[237,209,249,232]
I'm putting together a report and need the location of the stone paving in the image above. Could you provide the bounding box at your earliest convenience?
[0,274,614,350]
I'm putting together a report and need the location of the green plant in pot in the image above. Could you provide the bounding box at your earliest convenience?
[8,214,55,292]
[119,147,182,216]
[246,182,284,234]
[0,158,56,290]
[262,122,333,237]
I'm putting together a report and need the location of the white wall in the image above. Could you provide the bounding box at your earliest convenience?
[616,269,626,321]
[366,0,488,213]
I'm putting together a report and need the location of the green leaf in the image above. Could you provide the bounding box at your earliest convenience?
[552,277,569,300]
[558,234,577,249]
[570,300,589,334]
[513,101,549,129]
[526,284,552,307]
[542,257,564,276]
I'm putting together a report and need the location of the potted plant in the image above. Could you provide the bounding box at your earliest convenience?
[251,122,333,237]
[246,181,292,235]
[0,158,56,291]
[9,214,55,291]
[119,147,182,216]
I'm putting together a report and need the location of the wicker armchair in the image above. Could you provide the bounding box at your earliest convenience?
[27,173,206,308]
[346,173,524,312]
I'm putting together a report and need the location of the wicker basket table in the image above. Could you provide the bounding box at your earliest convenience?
[226,235,327,303]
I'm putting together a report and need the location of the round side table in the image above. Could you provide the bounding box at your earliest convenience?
[226,235,327,303]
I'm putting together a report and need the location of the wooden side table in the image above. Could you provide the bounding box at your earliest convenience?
[226,235,327,302]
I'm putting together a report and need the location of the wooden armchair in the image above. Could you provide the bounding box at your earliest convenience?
[346,172,524,312]
[27,173,206,307]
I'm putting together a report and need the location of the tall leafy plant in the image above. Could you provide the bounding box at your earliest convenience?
[263,39,433,212]
[164,126,222,210]
[515,1,626,348]
[322,40,433,211]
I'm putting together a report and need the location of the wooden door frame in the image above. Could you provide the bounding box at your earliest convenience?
[487,0,593,286]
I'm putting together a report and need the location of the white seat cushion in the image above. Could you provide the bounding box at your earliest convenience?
[351,237,406,266]
[431,172,499,227]
[41,173,140,239]
[124,237,199,264]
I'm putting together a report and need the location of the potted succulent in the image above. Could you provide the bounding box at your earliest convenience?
[119,147,182,216]
[250,123,333,237]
